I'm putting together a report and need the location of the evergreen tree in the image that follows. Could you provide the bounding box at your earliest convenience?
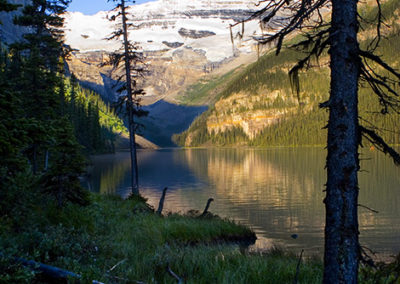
[40,119,89,207]
[7,0,91,208]
[11,0,71,173]
[0,0,18,17]
[105,0,148,196]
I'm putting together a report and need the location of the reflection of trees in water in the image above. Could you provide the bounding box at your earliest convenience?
[358,150,400,233]
[183,148,400,254]
[89,153,131,194]
[87,149,400,254]
[184,148,326,239]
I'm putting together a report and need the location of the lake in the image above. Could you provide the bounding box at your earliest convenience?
[87,147,400,260]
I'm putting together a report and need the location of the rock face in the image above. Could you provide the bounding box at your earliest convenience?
[206,91,298,140]
[162,41,184,48]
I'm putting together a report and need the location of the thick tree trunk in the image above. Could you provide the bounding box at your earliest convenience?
[323,0,360,283]
[121,0,139,195]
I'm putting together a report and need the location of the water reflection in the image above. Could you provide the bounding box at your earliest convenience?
[87,148,400,258]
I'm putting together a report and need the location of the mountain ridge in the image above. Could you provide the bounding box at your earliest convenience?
[173,0,400,147]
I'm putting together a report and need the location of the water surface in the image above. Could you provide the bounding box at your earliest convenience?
[87,147,400,259]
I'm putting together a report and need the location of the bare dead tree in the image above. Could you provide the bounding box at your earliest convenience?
[200,198,214,217]
[232,0,400,282]
[156,187,168,215]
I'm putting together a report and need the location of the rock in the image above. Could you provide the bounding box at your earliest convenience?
[162,41,184,48]
[178,27,216,39]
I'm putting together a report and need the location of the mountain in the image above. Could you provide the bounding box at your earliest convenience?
[173,0,400,147]
[61,0,280,146]
[64,0,261,61]
[62,0,265,103]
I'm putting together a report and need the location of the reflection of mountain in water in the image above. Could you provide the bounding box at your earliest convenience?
[183,148,327,251]
[139,149,206,189]
[87,148,400,256]
[88,153,131,195]
[181,148,400,255]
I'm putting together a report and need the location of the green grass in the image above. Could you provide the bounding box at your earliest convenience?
[0,193,326,283]
[1,183,399,283]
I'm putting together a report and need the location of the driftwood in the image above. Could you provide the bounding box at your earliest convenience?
[156,187,168,215]
[15,256,82,280]
[200,198,214,217]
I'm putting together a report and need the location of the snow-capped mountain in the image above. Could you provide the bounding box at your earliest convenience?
[62,0,277,146]
[63,0,261,63]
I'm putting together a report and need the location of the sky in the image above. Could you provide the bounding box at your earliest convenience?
[67,0,155,15]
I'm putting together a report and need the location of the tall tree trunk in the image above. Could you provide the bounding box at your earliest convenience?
[323,0,360,282]
[121,0,139,195]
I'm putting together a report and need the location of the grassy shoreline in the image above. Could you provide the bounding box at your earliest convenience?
[0,193,327,283]
[3,192,398,283]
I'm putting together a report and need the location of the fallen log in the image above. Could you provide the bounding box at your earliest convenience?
[15,256,81,280]
[1,252,103,283]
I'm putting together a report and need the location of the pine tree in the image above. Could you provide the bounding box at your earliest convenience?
[105,0,148,196]
[11,0,71,173]
[41,118,89,207]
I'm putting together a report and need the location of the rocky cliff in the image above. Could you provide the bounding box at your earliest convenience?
[206,91,300,140]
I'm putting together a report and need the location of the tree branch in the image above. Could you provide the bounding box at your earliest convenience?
[360,125,400,165]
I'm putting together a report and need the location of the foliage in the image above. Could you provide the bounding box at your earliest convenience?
[65,74,127,154]
[359,254,400,283]
[0,0,101,211]
[40,119,90,207]
[178,68,240,105]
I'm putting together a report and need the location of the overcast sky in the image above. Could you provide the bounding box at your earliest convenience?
[67,0,155,15]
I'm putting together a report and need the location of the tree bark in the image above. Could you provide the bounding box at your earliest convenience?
[121,0,139,195]
[323,0,360,282]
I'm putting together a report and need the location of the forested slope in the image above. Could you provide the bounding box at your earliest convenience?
[173,0,400,147]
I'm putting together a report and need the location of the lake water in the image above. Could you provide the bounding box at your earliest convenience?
[87,147,400,260]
